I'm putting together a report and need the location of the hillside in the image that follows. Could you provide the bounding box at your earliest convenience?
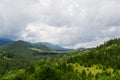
[0,38,13,46]
[67,38,120,69]
[0,40,33,56]
[0,40,66,57]
[1,38,120,80]
[0,50,38,77]
[32,42,68,51]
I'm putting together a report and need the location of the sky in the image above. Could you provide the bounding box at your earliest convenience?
[0,0,120,48]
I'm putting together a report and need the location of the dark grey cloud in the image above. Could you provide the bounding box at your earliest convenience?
[0,0,120,48]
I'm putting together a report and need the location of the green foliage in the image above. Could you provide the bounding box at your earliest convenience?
[67,38,120,69]
[81,69,86,79]
[0,40,32,56]
[25,65,35,74]
[1,38,120,80]
[34,65,61,80]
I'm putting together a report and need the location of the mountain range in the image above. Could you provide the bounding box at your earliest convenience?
[0,38,70,56]
[0,38,69,50]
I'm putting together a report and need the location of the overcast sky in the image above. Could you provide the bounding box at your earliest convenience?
[0,0,120,48]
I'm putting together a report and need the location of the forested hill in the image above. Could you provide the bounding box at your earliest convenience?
[0,39,69,57]
[0,38,13,46]
[0,40,33,56]
[1,38,120,80]
[0,40,59,57]
[67,38,120,69]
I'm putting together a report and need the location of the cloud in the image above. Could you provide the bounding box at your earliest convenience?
[19,23,80,46]
[0,0,120,48]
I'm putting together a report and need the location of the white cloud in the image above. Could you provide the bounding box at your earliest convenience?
[0,0,120,48]
[19,23,80,46]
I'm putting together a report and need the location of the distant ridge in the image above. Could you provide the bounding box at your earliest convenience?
[32,42,69,51]
[0,38,13,46]
[0,39,70,56]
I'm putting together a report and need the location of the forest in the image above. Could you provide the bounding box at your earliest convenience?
[0,38,120,80]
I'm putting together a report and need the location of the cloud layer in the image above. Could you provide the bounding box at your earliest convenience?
[0,0,120,48]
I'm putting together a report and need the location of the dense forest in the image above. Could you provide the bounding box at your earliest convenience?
[0,38,120,80]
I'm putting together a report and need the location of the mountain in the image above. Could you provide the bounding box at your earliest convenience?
[76,47,86,51]
[0,38,13,46]
[32,42,69,51]
[0,40,33,56]
[0,40,62,56]
[0,38,69,51]
[32,43,53,51]
[0,40,53,56]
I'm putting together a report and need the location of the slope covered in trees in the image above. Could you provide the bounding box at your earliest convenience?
[0,38,13,46]
[0,40,60,57]
[0,50,38,78]
[67,38,120,69]
[0,38,120,80]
